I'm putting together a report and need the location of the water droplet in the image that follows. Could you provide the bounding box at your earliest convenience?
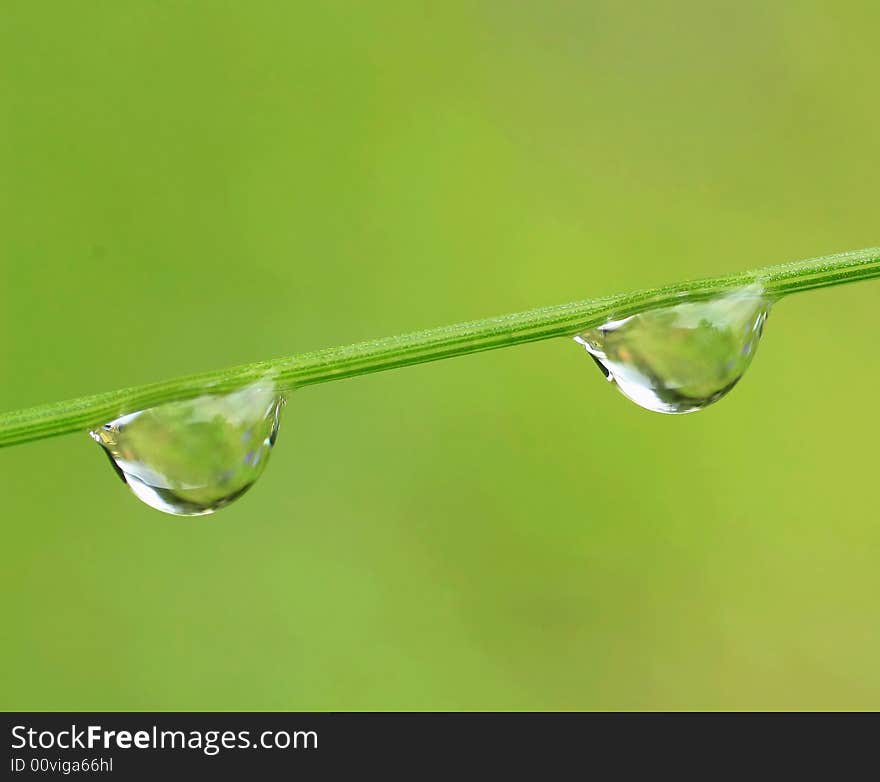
[574,285,771,414]
[90,383,284,516]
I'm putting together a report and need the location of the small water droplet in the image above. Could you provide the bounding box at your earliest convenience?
[90,383,283,516]
[574,285,771,414]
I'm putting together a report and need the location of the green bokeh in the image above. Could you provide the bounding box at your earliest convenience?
[1,1,878,710]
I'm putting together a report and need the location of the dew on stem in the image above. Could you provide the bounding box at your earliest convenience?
[90,382,284,516]
[574,285,772,414]
[0,247,876,449]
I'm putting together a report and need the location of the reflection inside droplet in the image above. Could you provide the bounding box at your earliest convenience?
[574,285,771,414]
[90,383,284,516]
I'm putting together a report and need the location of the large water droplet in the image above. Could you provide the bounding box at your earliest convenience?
[90,383,283,516]
[574,285,771,414]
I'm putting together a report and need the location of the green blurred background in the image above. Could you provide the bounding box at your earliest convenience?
[1,2,878,711]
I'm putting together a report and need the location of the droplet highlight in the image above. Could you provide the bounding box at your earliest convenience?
[90,383,283,516]
[574,285,771,414]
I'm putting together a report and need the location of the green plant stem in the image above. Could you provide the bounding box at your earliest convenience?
[1,246,878,448]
